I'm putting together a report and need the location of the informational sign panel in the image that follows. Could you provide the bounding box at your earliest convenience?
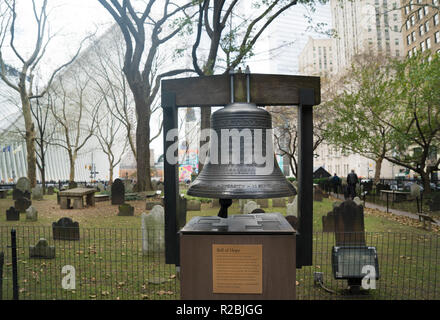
[212,244,262,294]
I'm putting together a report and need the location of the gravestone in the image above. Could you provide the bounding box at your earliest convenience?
[428,193,440,212]
[111,179,125,205]
[118,204,134,216]
[15,197,31,213]
[52,217,80,241]
[314,187,324,202]
[29,238,55,259]
[141,205,165,254]
[286,196,298,217]
[332,201,341,209]
[68,181,78,189]
[272,198,286,208]
[251,208,265,213]
[146,200,163,211]
[333,200,365,246]
[187,200,201,211]
[16,177,31,193]
[239,199,248,213]
[6,207,19,221]
[243,201,260,214]
[322,211,336,232]
[256,199,269,208]
[32,186,43,200]
[124,180,134,193]
[25,206,38,221]
[12,188,24,200]
[47,186,54,195]
[410,183,421,199]
[97,183,105,192]
[288,195,296,203]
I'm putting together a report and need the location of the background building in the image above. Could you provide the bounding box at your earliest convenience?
[298,37,335,77]
[400,0,440,57]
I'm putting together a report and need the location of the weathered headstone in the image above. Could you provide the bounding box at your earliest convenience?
[124,180,134,193]
[25,206,38,221]
[47,186,54,195]
[243,201,260,214]
[272,198,287,208]
[239,199,248,213]
[251,208,265,213]
[256,199,269,208]
[286,196,298,217]
[15,197,31,213]
[16,177,31,193]
[332,201,341,209]
[29,238,55,259]
[410,183,421,199]
[111,178,125,205]
[118,203,134,216]
[322,211,336,232]
[97,183,105,192]
[32,186,43,200]
[187,199,201,211]
[52,217,80,241]
[6,207,19,221]
[141,205,165,254]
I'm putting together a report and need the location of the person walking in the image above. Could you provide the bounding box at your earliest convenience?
[331,173,341,194]
[347,169,359,199]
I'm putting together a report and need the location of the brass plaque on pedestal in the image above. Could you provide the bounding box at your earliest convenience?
[212,244,262,294]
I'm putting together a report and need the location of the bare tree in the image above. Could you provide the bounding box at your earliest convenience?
[0,0,92,187]
[49,74,100,182]
[98,0,196,191]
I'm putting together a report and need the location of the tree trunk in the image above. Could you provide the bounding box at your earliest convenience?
[421,170,431,194]
[69,153,75,182]
[135,99,153,191]
[109,166,114,186]
[374,156,383,185]
[21,95,37,187]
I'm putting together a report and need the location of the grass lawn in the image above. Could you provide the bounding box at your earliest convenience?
[0,193,439,300]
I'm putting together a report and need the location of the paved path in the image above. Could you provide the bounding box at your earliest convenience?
[331,193,440,226]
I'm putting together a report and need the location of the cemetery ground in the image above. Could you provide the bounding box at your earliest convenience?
[0,193,439,300]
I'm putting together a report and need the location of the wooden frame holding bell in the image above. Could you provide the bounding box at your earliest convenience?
[161,72,320,267]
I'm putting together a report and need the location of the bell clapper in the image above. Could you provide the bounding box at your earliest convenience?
[218,198,233,219]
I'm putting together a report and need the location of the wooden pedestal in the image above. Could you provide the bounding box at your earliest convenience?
[180,233,296,300]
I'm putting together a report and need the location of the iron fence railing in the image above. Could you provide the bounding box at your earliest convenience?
[0,227,439,300]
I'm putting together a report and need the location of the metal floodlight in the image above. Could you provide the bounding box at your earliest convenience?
[332,246,380,280]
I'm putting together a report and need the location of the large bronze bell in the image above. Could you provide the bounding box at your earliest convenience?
[187,102,296,216]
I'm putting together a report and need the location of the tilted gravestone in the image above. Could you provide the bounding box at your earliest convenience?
[52,217,80,241]
[256,199,269,208]
[111,179,125,205]
[15,197,31,213]
[251,208,265,213]
[6,207,20,221]
[353,197,362,206]
[118,204,134,216]
[285,215,298,230]
[243,201,260,214]
[47,186,54,195]
[16,177,31,193]
[187,200,201,211]
[32,186,43,200]
[29,238,55,259]
[272,198,287,208]
[26,206,38,221]
[141,205,165,254]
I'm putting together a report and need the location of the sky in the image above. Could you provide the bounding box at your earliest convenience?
[1,0,332,177]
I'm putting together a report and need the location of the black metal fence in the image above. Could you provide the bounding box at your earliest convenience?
[0,227,439,300]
